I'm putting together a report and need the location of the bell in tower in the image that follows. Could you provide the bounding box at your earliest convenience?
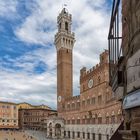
[55,8,75,50]
[58,8,71,33]
[55,8,75,113]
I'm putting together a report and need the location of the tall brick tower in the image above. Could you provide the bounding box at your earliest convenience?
[55,8,75,113]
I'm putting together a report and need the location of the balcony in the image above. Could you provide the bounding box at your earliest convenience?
[108,0,124,97]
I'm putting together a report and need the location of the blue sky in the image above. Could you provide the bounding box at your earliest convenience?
[0,0,112,109]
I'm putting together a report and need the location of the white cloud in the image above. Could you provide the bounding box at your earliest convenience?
[15,0,110,71]
[0,69,57,108]
[0,47,57,108]
[0,0,111,108]
[0,0,18,19]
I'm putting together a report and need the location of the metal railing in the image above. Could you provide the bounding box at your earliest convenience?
[108,0,122,89]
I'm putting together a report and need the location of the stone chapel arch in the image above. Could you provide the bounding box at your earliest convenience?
[55,123,61,138]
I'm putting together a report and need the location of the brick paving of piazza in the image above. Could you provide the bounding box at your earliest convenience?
[0,130,37,140]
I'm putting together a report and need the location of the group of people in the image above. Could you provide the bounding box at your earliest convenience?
[0,130,36,140]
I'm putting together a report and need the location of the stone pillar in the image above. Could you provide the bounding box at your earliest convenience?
[65,131,68,138]
[90,133,92,140]
[95,134,98,140]
[47,130,49,137]
[85,133,88,139]
[52,127,55,138]
[47,125,49,137]
[70,131,73,139]
[75,131,78,139]
[102,134,106,140]
[61,127,64,138]
[80,132,83,139]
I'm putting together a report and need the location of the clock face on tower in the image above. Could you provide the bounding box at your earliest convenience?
[58,96,62,102]
[88,79,93,88]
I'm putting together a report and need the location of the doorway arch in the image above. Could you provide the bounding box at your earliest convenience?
[55,123,61,138]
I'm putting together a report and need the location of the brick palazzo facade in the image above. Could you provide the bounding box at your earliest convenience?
[18,103,57,131]
[0,101,18,129]
[46,8,123,140]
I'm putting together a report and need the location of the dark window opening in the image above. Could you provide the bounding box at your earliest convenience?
[68,131,70,138]
[92,97,96,104]
[65,22,68,31]
[99,133,102,140]
[82,119,85,124]
[93,133,95,140]
[64,131,66,137]
[107,134,109,140]
[83,132,85,139]
[72,119,75,124]
[98,95,102,105]
[82,100,85,107]
[87,99,90,105]
[87,133,90,139]
[86,117,91,123]
[77,132,80,138]
[59,23,61,30]
[77,119,80,124]
[98,117,102,124]
[72,132,75,139]
[92,118,96,124]
[106,116,109,124]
